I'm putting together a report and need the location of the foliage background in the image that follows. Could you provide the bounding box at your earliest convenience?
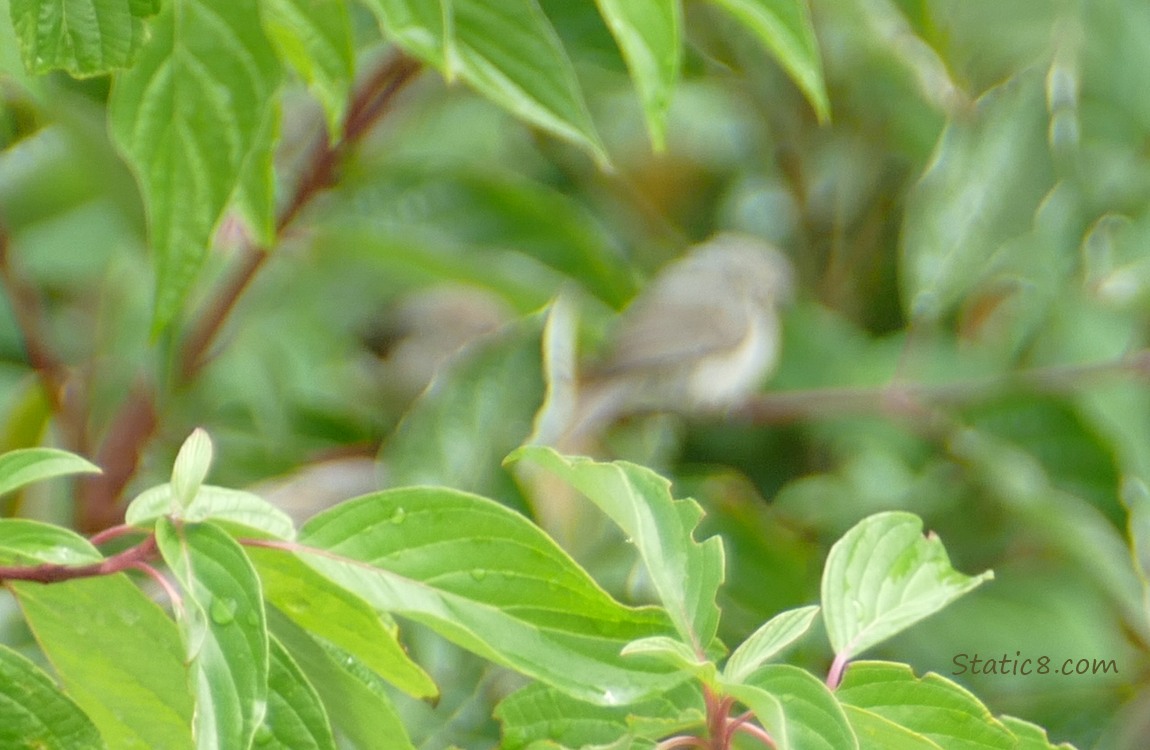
[2,0,1149,748]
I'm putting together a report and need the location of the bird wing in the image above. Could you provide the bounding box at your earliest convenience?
[595,295,747,377]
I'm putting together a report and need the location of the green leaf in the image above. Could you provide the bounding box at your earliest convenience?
[450,0,606,163]
[821,511,992,661]
[156,519,269,750]
[295,486,680,705]
[259,0,354,135]
[362,0,447,67]
[8,0,159,76]
[13,576,194,750]
[900,71,1051,320]
[837,662,1014,750]
[367,0,607,162]
[0,644,105,750]
[621,636,715,683]
[496,681,704,749]
[126,483,296,540]
[232,99,280,246]
[719,681,789,749]
[267,606,414,750]
[738,664,858,750]
[171,428,213,510]
[259,636,337,750]
[723,605,819,683]
[108,0,281,333]
[0,447,100,499]
[999,716,1078,750]
[593,0,680,149]
[384,312,545,511]
[508,446,724,653]
[0,519,102,565]
[842,705,942,750]
[704,0,829,122]
[1123,477,1150,621]
[248,545,438,700]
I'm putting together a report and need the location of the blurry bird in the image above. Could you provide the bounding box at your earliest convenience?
[566,231,795,442]
[527,233,795,552]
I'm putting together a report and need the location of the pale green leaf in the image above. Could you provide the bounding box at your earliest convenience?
[171,428,213,510]
[371,0,611,160]
[0,447,99,499]
[842,705,943,750]
[259,0,353,135]
[705,0,829,122]
[0,519,102,565]
[821,511,992,660]
[108,0,282,332]
[451,0,607,163]
[621,636,715,683]
[719,681,789,749]
[268,607,414,750]
[496,681,703,749]
[528,294,579,448]
[837,662,1014,750]
[362,0,447,67]
[156,519,269,750]
[13,576,194,750]
[9,0,158,76]
[258,636,337,750]
[126,483,296,540]
[738,664,858,750]
[232,100,280,246]
[0,644,105,749]
[248,545,438,700]
[508,446,724,654]
[296,486,680,705]
[385,312,545,511]
[723,605,819,683]
[900,71,1051,320]
[593,0,680,149]
[1122,477,1150,621]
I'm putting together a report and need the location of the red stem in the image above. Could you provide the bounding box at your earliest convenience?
[0,534,157,584]
[71,53,423,534]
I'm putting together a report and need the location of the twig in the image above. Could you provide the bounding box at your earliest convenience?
[737,349,1150,425]
[178,53,424,383]
[0,533,157,584]
[72,53,423,533]
[0,221,87,450]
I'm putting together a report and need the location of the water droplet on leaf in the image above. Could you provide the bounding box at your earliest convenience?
[210,597,237,625]
[389,506,407,524]
[470,568,487,582]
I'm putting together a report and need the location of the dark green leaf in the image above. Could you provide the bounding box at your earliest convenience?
[9,0,159,76]
[259,636,337,750]
[13,576,194,750]
[509,447,724,655]
[296,486,680,705]
[0,448,99,500]
[0,644,105,749]
[156,519,269,749]
[248,545,437,700]
[109,0,281,332]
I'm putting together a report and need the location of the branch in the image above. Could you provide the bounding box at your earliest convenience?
[0,221,87,449]
[74,52,424,534]
[737,349,1150,425]
[177,53,424,384]
[0,533,157,584]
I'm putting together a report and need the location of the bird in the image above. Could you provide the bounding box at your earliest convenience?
[525,232,795,552]
[566,231,795,442]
